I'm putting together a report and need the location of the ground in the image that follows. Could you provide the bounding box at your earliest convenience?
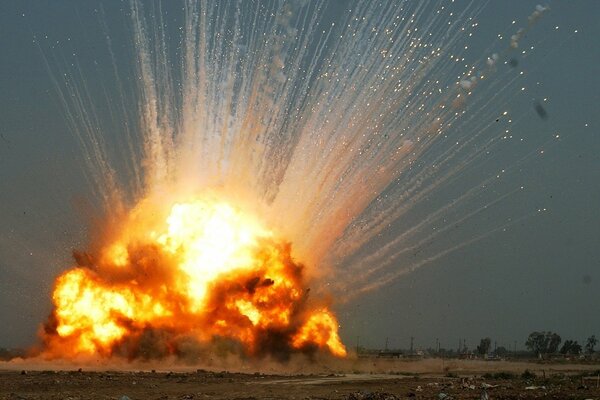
[1,359,599,399]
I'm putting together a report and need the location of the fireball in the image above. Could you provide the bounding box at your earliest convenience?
[42,195,346,359]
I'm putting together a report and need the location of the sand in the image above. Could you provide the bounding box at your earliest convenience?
[1,358,599,399]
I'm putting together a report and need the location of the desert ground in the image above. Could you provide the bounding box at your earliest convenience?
[1,358,600,399]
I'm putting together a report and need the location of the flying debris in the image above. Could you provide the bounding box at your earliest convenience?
[31,0,556,357]
[511,5,549,49]
[486,53,499,67]
[459,76,478,91]
[529,5,550,25]
[534,101,548,120]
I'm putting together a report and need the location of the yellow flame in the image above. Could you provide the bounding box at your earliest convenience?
[49,196,346,358]
[155,200,271,311]
[292,309,347,357]
[235,299,261,325]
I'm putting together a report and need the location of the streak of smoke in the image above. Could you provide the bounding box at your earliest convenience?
[40,1,552,300]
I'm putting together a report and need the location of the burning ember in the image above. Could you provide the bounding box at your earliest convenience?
[42,196,346,360]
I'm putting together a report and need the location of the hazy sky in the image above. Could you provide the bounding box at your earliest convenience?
[0,1,599,353]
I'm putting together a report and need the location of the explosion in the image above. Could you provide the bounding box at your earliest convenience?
[41,195,346,360]
[29,0,552,363]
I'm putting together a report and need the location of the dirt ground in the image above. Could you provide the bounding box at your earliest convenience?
[1,358,599,400]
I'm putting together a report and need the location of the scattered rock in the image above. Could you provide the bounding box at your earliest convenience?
[345,391,401,400]
[524,385,546,390]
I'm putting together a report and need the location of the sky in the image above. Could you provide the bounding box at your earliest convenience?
[0,1,599,354]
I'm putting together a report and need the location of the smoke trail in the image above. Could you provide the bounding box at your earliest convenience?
[41,1,553,298]
[342,210,542,301]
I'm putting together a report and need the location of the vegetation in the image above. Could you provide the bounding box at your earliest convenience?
[476,337,491,355]
[525,331,562,356]
[360,331,596,361]
[585,335,597,354]
[559,340,582,355]
[495,346,509,356]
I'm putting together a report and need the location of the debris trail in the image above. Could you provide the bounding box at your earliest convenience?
[43,1,552,302]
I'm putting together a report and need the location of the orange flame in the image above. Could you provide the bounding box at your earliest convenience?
[42,196,346,359]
